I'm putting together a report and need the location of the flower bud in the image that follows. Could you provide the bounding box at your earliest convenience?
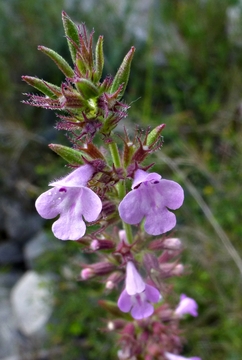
[158,250,180,263]
[149,237,182,251]
[80,261,116,280]
[159,263,184,277]
[90,239,115,251]
[107,319,125,331]
[80,268,94,280]
[162,238,182,250]
[105,271,123,290]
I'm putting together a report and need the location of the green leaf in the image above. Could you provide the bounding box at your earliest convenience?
[147,124,166,147]
[62,11,80,63]
[110,46,135,98]
[38,46,74,78]
[49,144,84,165]
[94,35,104,83]
[22,76,61,98]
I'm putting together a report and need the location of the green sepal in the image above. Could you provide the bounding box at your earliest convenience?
[110,46,135,98]
[146,124,166,147]
[38,46,74,78]
[94,35,104,83]
[49,144,84,165]
[62,11,80,63]
[76,78,99,100]
[22,76,61,98]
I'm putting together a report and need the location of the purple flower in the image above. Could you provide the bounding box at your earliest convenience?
[165,352,201,360]
[118,169,184,236]
[35,164,102,240]
[118,261,161,320]
[174,294,198,317]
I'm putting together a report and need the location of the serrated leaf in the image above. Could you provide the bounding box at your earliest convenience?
[38,46,74,78]
[62,11,80,63]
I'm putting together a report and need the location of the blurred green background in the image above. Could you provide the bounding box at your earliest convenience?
[1,0,242,359]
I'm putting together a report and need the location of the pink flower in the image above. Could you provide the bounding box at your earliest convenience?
[35,164,102,240]
[175,294,198,317]
[165,352,201,360]
[118,261,161,320]
[118,169,184,236]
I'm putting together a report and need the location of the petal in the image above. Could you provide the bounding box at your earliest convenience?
[125,262,145,296]
[144,207,176,235]
[50,164,94,188]
[132,169,161,189]
[118,290,132,312]
[131,300,154,320]
[145,284,161,303]
[118,190,145,225]
[79,187,102,222]
[156,179,184,210]
[165,353,201,360]
[35,187,68,219]
[175,295,198,317]
[52,210,86,240]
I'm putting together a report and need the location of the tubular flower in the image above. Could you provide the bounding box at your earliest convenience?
[174,294,198,318]
[118,261,161,320]
[35,164,102,240]
[118,169,184,236]
[165,352,201,360]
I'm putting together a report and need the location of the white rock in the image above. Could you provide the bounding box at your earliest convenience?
[10,271,53,336]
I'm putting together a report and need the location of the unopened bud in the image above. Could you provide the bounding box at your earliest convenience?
[149,237,182,251]
[162,237,182,250]
[81,268,94,280]
[80,262,116,280]
[105,271,123,289]
[119,230,127,243]
[158,250,180,263]
[107,319,125,331]
[90,239,115,251]
[159,263,184,277]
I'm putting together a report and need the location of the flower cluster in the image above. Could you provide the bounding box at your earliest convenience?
[24,12,201,360]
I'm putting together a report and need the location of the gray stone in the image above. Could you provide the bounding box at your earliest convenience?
[10,271,53,336]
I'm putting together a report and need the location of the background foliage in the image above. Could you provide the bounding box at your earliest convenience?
[1,0,242,358]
